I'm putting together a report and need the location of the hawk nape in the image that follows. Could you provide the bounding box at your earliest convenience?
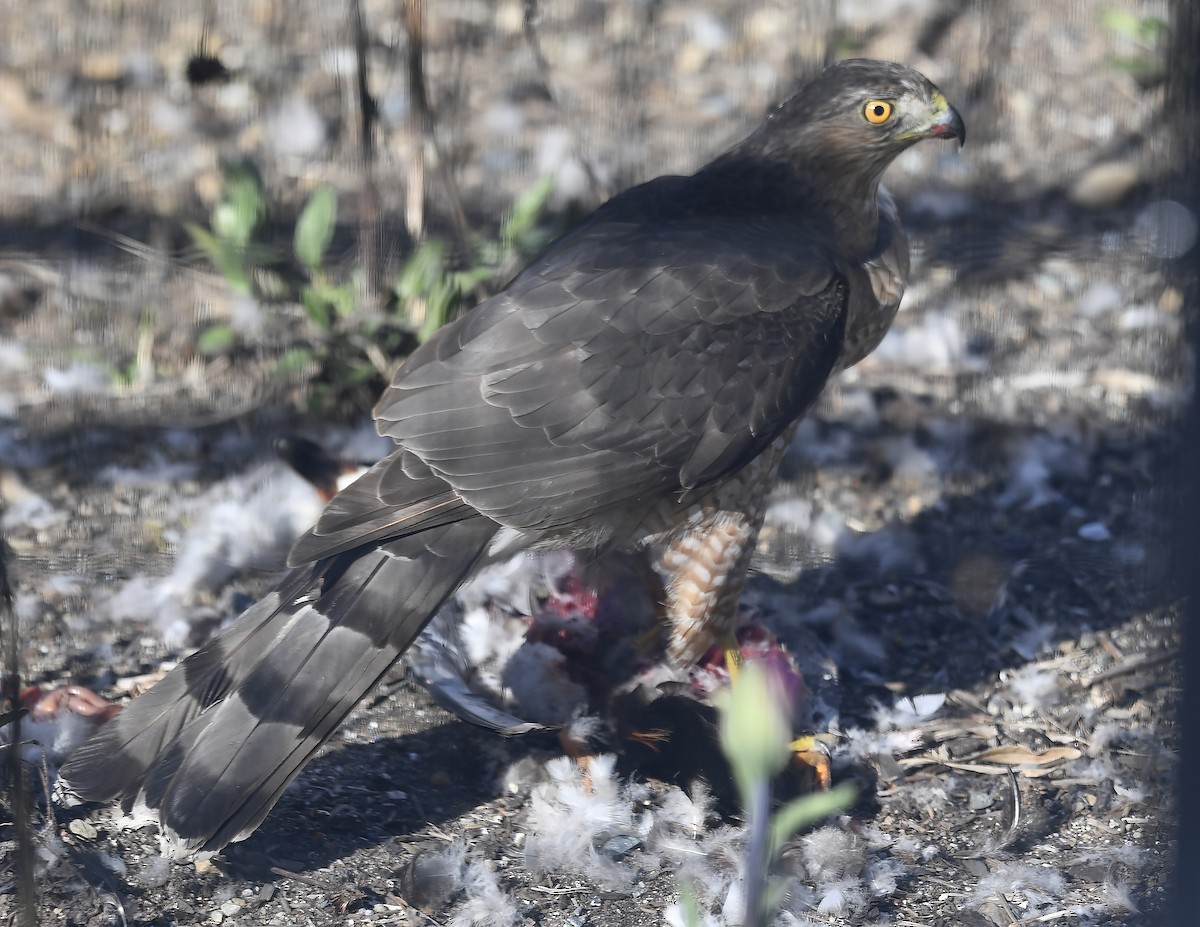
[59,59,964,856]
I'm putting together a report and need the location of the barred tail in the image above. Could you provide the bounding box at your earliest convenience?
[59,517,497,856]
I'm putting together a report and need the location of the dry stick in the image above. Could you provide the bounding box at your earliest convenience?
[1,531,35,927]
[402,0,471,253]
[350,0,384,303]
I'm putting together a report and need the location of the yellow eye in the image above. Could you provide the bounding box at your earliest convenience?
[863,100,893,124]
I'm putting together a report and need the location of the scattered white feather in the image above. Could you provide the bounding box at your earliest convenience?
[457,604,526,669]
[4,708,95,767]
[800,827,866,884]
[873,693,945,729]
[879,434,940,487]
[1005,665,1063,709]
[451,858,520,927]
[1,492,65,531]
[1071,844,1148,869]
[968,862,1067,911]
[524,755,639,890]
[815,877,866,915]
[996,431,1088,510]
[42,362,110,394]
[838,726,924,762]
[870,311,982,373]
[764,497,812,533]
[136,855,172,888]
[1009,619,1057,661]
[654,783,713,837]
[1100,880,1140,913]
[865,856,906,896]
[95,463,322,642]
[891,835,922,855]
[500,756,546,795]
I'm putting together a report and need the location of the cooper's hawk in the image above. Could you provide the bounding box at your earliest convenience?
[59,59,964,856]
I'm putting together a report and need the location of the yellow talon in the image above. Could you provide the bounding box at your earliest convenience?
[725,647,744,680]
[790,734,833,790]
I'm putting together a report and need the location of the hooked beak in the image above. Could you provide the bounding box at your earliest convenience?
[926,93,966,147]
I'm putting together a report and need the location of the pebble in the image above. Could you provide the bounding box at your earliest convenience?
[600,834,641,861]
[68,818,98,839]
[1077,521,1111,542]
[968,791,994,810]
[1119,305,1178,332]
[266,96,327,159]
[1069,161,1139,209]
[1076,281,1123,318]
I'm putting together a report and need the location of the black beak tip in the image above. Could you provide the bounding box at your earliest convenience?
[947,108,966,148]
[927,103,966,148]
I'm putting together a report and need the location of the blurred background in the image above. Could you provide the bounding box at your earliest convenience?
[0,1,1193,925]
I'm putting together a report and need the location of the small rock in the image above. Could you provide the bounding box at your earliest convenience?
[1078,521,1111,542]
[266,96,327,159]
[1076,281,1123,318]
[1069,161,1139,209]
[600,833,641,861]
[968,791,994,810]
[1119,305,1178,332]
[68,818,98,840]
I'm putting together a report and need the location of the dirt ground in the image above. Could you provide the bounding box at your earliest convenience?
[0,1,1190,925]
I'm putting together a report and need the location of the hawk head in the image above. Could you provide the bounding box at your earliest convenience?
[746,58,965,188]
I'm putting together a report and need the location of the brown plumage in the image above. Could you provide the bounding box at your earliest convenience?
[58,59,963,856]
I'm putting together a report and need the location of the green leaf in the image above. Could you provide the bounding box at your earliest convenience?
[197,325,236,355]
[1138,16,1169,42]
[327,282,357,318]
[395,240,447,301]
[294,185,338,272]
[1101,8,1142,39]
[452,264,495,294]
[273,347,315,377]
[301,287,333,330]
[767,783,856,858]
[418,273,458,343]
[677,879,703,927]
[187,223,253,295]
[215,160,267,248]
[502,174,555,248]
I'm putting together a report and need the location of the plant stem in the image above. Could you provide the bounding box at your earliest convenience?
[742,776,772,927]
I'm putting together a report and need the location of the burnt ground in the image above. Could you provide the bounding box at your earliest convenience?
[0,1,1190,925]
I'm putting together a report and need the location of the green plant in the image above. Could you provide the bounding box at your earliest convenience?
[188,161,557,414]
[393,173,557,343]
[1101,8,1168,86]
[679,662,855,927]
[187,159,269,297]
